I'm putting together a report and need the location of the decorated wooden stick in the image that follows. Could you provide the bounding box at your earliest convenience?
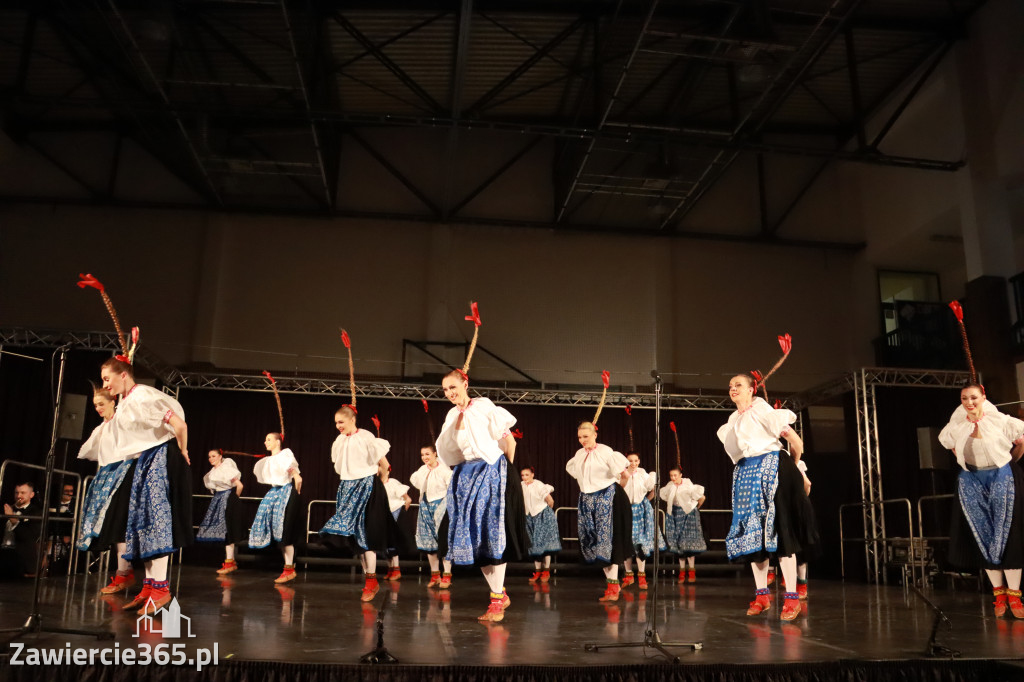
[756,333,793,401]
[422,399,436,441]
[669,421,682,471]
[262,370,286,440]
[341,328,357,412]
[624,404,635,452]
[223,450,267,459]
[127,326,140,365]
[76,273,128,357]
[949,301,979,386]
[371,414,381,437]
[593,370,610,426]
[460,301,481,379]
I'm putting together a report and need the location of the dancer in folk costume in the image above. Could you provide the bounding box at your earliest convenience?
[718,334,814,622]
[76,382,138,594]
[660,421,707,583]
[374,415,413,582]
[620,405,660,591]
[939,301,1024,618]
[195,449,245,574]
[248,372,305,584]
[319,331,399,602]
[79,274,192,615]
[521,458,562,584]
[780,458,815,600]
[566,371,632,602]
[409,401,454,588]
[435,302,528,622]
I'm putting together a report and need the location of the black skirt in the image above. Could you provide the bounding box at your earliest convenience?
[278,487,305,548]
[88,459,137,554]
[947,461,1024,571]
[167,440,194,554]
[321,477,400,555]
[607,484,634,567]
[223,492,247,545]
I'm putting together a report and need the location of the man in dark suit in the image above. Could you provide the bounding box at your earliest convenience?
[2,482,43,579]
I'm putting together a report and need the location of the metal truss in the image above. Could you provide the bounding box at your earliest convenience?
[790,365,969,583]
[0,328,732,411]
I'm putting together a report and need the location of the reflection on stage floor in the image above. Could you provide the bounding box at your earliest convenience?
[2,565,1024,667]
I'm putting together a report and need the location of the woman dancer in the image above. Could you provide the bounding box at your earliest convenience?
[521,466,561,583]
[620,405,658,590]
[566,371,632,602]
[939,301,1024,617]
[380,464,412,581]
[435,302,526,622]
[248,432,303,583]
[660,467,707,582]
[101,355,192,615]
[410,443,453,588]
[196,449,244,574]
[718,334,810,622]
[319,330,397,602]
[76,384,137,595]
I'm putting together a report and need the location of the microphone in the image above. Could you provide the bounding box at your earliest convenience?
[650,369,661,382]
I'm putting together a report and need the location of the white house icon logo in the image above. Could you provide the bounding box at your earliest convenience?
[133,598,196,638]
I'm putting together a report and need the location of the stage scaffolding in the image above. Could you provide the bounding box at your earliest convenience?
[789,367,970,584]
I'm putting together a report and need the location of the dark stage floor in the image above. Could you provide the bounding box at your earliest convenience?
[3,563,1024,669]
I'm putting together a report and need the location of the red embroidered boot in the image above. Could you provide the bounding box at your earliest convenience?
[797,579,808,600]
[360,574,380,601]
[993,587,1008,617]
[384,568,401,581]
[478,592,505,622]
[637,573,648,590]
[121,579,152,610]
[540,570,551,583]
[780,591,801,621]
[216,560,238,575]
[599,580,621,602]
[621,572,635,587]
[274,565,296,584]
[766,570,776,586]
[427,571,441,587]
[746,588,771,616]
[687,569,696,583]
[138,579,172,616]
[528,571,542,584]
[100,571,135,594]
[439,572,452,589]
[1007,589,1024,619]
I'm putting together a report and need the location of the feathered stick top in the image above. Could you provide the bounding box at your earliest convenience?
[262,370,285,441]
[669,421,682,471]
[422,399,436,441]
[77,273,129,360]
[371,415,381,437]
[340,329,358,413]
[458,301,481,380]
[949,301,981,390]
[592,370,610,426]
[624,404,635,452]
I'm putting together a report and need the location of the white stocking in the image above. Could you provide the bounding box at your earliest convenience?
[1006,569,1022,591]
[603,564,619,580]
[779,554,798,595]
[751,560,769,589]
[481,563,506,593]
[427,553,439,573]
[149,556,169,581]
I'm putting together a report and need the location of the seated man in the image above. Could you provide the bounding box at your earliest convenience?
[2,482,43,579]
[47,483,76,574]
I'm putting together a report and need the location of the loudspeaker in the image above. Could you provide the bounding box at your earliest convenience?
[58,393,88,441]
[917,427,950,470]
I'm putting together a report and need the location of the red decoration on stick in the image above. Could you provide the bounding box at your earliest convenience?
[341,329,351,348]
[669,420,682,469]
[371,415,381,436]
[778,333,792,355]
[750,370,764,385]
[511,428,523,439]
[670,421,677,433]
[422,399,429,413]
[774,399,782,409]
[949,299,978,385]
[949,301,964,322]
[601,371,610,389]
[625,405,631,416]
[262,370,286,440]
[76,273,104,291]
[262,370,276,385]
[464,301,482,327]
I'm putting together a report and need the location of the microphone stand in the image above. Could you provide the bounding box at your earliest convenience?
[584,370,702,662]
[0,344,113,641]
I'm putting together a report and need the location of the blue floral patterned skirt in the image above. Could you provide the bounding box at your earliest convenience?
[319,475,374,550]
[726,451,779,561]
[631,500,665,559]
[948,463,1024,569]
[665,506,707,557]
[578,483,632,566]
[445,457,507,565]
[76,459,134,552]
[123,440,193,561]
[196,490,245,544]
[415,497,445,553]
[526,505,562,557]
[249,483,295,549]
[319,475,397,554]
